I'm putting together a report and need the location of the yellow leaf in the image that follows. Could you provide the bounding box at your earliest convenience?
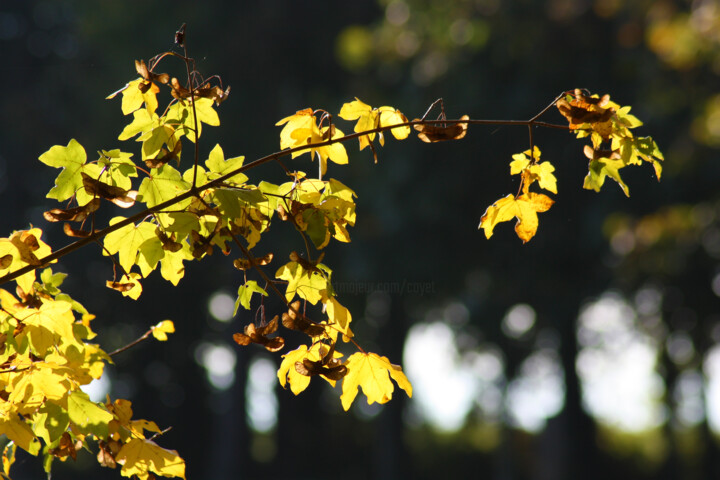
[377,106,410,139]
[276,108,316,151]
[340,352,412,411]
[151,320,175,341]
[322,292,353,340]
[8,363,72,412]
[117,438,185,480]
[277,345,312,394]
[479,192,554,243]
[0,416,41,455]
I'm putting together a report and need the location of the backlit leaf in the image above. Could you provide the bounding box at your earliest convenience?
[151,320,175,341]
[479,192,554,243]
[234,280,268,314]
[67,390,114,438]
[117,438,186,480]
[340,352,412,411]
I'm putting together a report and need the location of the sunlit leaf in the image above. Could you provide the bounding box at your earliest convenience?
[340,352,412,411]
[151,320,175,341]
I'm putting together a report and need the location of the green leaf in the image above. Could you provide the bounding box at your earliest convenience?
[159,248,190,285]
[38,139,101,204]
[205,144,247,183]
[66,390,114,438]
[584,157,630,196]
[103,218,158,273]
[118,109,157,141]
[234,280,269,314]
[137,165,191,208]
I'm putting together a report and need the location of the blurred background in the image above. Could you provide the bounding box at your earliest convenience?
[1,0,720,479]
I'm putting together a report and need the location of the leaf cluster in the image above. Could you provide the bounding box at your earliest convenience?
[0,29,665,480]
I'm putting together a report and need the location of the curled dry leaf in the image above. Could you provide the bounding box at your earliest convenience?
[97,440,120,469]
[556,89,614,132]
[289,251,324,272]
[195,83,231,106]
[63,223,92,238]
[233,252,273,271]
[583,145,621,161]
[9,231,42,265]
[0,254,12,270]
[413,115,469,143]
[145,141,181,169]
[282,300,326,337]
[294,343,347,380]
[44,198,101,223]
[81,173,137,208]
[170,77,192,102]
[233,315,285,352]
[135,59,170,93]
[156,228,183,252]
[106,280,135,293]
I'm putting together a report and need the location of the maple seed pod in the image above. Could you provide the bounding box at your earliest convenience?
[413,115,469,143]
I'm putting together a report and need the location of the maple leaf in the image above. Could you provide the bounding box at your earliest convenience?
[277,345,312,394]
[278,343,344,394]
[509,147,557,194]
[39,139,103,205]
[103,218,158,274]
[151,320,175,341]
[321,291,353,340]
[204,144,247,184]
[339,98,411,150]
[275,255,328,304]
[0,417,40,455]
[340,352,412,411]
[479,192,554,243]
[583,146,630,196]
[116,438,186,480]
[67,390,114,438]
[234,280,268,314]
[137,165,191,209]
[276,109,348,175]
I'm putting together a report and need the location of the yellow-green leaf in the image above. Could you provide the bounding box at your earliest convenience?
[67,390,114,438]
[0,417,41,455]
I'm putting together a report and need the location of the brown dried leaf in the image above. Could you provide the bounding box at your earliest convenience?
[135,59,169,85]
[44,198,101,222]
[281,301,326,337]
[556,89,614,131]
[145,141,181,169]
[233,316,285,352]
[106,281,134,293]
[232,253,274,271]
[81,173,136,207]
[63,223,92,238]
[413,115,469,142]
[156,228,183,252]
[0,254,12,270]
